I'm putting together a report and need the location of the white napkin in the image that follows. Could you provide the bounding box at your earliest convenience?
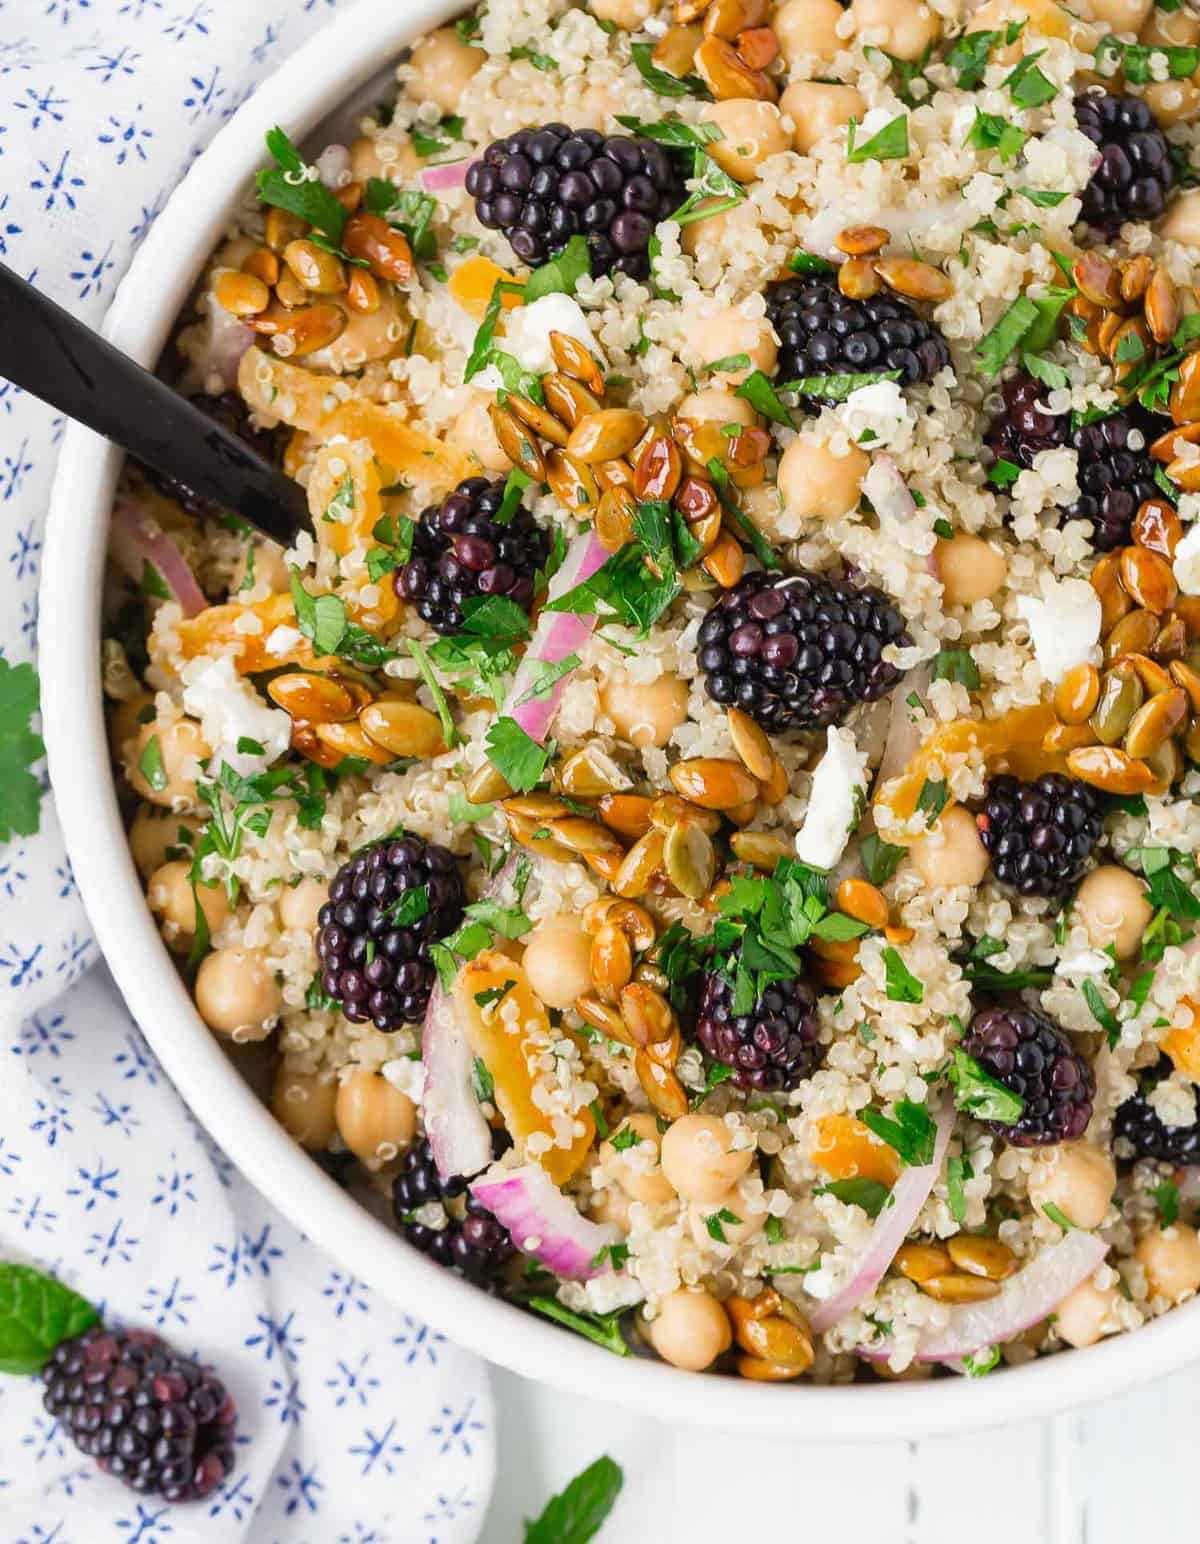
[0,4,496,1537]
[0,968,494,1543]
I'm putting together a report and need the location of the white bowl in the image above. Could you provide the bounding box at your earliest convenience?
[40,0,1200,1439]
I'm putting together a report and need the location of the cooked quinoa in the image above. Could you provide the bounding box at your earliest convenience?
[105,0,1200,1382]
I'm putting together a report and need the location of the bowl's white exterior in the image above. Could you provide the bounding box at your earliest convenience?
[40,0,1200,1438]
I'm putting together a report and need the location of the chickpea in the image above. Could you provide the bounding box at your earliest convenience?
[129,807,200,878]
[935,533,1008,606]
[778,438,868,523]
[680,199,756,258]
[1081,0,1152,33]
[646,1287,732,1371]
[195,947,280,1041]
[676,386,757,428]
[1145,79,1200,129]
[773,0,847,67]
[1055,1280,1121,1349]
[405,27,485,116]
[231,539,289,596]
[456,388,512,473]
[125,718,210,810]
[963,0,1026,66]
[850,0,941,61]
[692,306,777,385]
[600,1113,676,1205]
[109,693,153,761]
[699,101,790,184]
[580,83,625,130]
[740,480,787,544]
[1161,188,1200,247]
[590,0,655,28]
[350,134,421,185]
[660,1113,753,1204]
[600,669,689,750]
[523,913,593,1011]
[314,287,405,373]
[148,860,231,940]
[780,82,865,155]
[1028,1142,1116,1232]
[278,877,330,933]
[589,1188,633,1230]
[1074,865,1153,960]
[1135,1222,1200,1302]
[336,1070,418,1168]
[272,1062,338,1151]
[909,805,990,888]
[1142,4,1200,46]
[688,1187,767,1248]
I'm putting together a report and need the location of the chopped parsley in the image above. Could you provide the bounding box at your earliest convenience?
[946,1047,1024,1124]
[705,1206,742,1243]
[860,834,905,887]
[882,946,924,1003]
[256,126,347,247]
[974,294,1040,378]
[1042,1201,1078,1231]
[137,733,167,793]
[610,1125,642,1153]
[524,234,591,303]
[773,369,903,403]
[484,716,552,793]
[814,1178,890,1217]
[616,115,746,227]
[364,177,438,260]
[527,1297,629,1357]
[947,22,1023,88]
[629,40,709,100]
[915,776,949,825]
[405,638,459,748]
[861,1099,936,1167]
[988,457,1021,488]
[471,1055,495,1102]
[931,648,981,689]
[544,498,703,633]
[1081,976,1121,1046]
[846,113,909,163]
[1004,51,1057,109]
[946,1154,973,1224]
[288,568,396,668]
[966,108,1028,163]
[1151,1177,1180,1228]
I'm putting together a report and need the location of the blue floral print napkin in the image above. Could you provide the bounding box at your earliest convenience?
[0,4,495,1539]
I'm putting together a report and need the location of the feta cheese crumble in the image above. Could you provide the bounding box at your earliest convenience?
[795,726,868,871]
[1015,576,1102,684]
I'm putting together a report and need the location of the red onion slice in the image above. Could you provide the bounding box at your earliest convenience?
[471,1162,618,1280]
[422,157,476,191]
[875,664,933,789]
[809,1101,955,1334]
[110,499,207,617]
[504,530,611,744]
[422,856,521,1182]
[862,1232,1109,1365]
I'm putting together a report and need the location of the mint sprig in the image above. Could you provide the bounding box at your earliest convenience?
[0,1264,99,1375]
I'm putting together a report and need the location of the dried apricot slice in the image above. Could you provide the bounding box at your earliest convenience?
[810,1113,900,1188]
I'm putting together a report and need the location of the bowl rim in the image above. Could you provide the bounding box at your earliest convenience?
[39,0,1200,1440]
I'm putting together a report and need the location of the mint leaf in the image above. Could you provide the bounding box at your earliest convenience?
[0,1265,99,1375]
[814,1178,890,1217]
[524,1455,625,1544]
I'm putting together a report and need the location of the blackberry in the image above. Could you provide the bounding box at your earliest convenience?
[466,123,684,280]
[694,971,824,1093]
[962,1004,1095,1147]
[42,1325,235,1502]
[697,569,910,734]
[140,390,281,517]
[1113,1057,1200,1165]
[392,1135,514,1283]
[1075,90,1175,232]
[396,475,550,635]
[316,835,465,1029]
[986,373,1164,549]
[766,271,951,399]
[977,773,1104,897]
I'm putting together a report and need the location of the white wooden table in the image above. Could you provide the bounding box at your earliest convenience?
[483,1363,1198,1541]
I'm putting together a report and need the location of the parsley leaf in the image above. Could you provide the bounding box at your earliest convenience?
[846,114,909,163]
[814,1178,890,1217]
[966,108,1028,163]
[1004,51,1057,108]
[705,1206,742,1242]
[1151,1177,1180,1229]
[527,1298,629,1358]
[860,834,905,887]
[629,40,709,99]
[862,1099,936,1167]
[947,1154,973,1223]
[947,24,1023,87]
[256,126,347,245]
[0,658,47,842]
[883,946,924,1003]
[485,717,552,793]
[1081,976,1121,1046]
[931,648,981,689]
[974,294,1039,377]
[947,1047,1024,1124]
[524,234,592,303]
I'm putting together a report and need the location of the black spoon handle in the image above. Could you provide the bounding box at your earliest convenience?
[0,262,309,547]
